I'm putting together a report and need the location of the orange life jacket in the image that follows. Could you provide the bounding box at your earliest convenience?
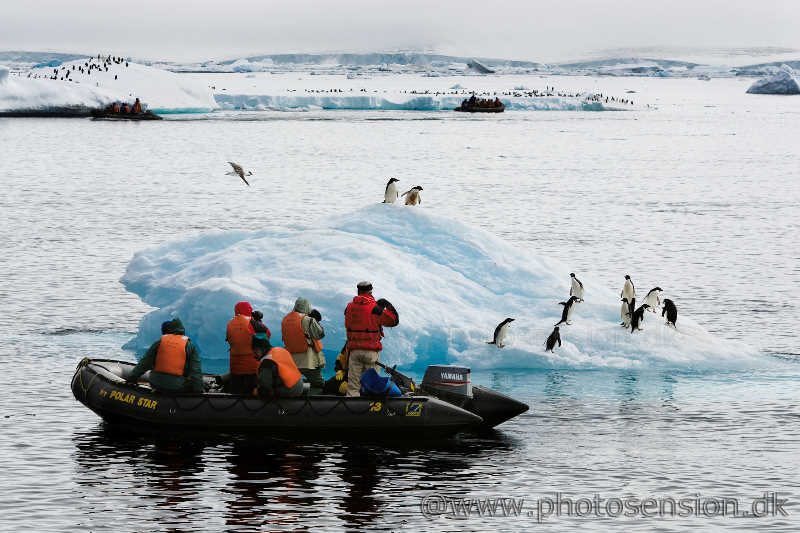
[227,314,258,375]
[261,347,302,388]
[132,101,142,113]
[281,312,323,354]
[153,334,188,376]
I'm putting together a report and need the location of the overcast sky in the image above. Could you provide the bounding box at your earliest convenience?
[1,0,798,62]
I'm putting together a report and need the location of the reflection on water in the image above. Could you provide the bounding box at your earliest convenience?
[67,421,523,532]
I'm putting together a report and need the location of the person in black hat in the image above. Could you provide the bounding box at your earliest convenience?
[343,281,399,396]
[126,318,203,392]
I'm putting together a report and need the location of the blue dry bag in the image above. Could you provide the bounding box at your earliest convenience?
[359,368,402,397]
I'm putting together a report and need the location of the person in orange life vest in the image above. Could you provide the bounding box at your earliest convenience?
[126,318,203,392]
[344,281,399,397]
[257,346,304,398]
[132,97,142,113]
[281,297,325,394]
[226,301,260,395]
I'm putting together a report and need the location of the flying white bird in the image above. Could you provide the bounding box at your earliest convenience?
[227,161,253,186]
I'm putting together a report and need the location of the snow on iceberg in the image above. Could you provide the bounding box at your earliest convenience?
[746,65,800,95]
[0,61,217,114]
[122,205,760,372]
[215,93,618,112]
[0,65,9,85]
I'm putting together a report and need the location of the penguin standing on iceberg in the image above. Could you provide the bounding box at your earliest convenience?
[487,318,514,348]
[644,287,662,312]
[620,298,633,328]
[401,186,423,206]
[545,326,561,352]
[383,177,399,204]
[630,304,650,332]
[662,299,678,328]
[620,275,636,302]
[569,273,584,302]
[555,296,580,326]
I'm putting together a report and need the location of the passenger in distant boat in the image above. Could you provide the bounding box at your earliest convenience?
[122,104,130,113]
[126,318,203,392]
[344,281,399,397]
[132,98,142,113]
[495,97,502,106]
[323,343,350,395]
[256,346,304,398]
[281,297,325,394]
[226,301,260,394]
[112,103,120,113]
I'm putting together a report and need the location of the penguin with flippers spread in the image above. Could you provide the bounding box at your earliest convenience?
[487,318,514,348]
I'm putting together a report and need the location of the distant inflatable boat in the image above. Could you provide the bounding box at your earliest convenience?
[454,103,505,113]
[90,109,162,120]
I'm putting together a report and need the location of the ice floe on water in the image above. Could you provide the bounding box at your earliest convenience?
[0,61,217,114]
[122,205,761,371]
[746,65,800,95]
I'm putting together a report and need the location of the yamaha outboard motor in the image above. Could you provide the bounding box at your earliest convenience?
[421,364,529,428]
[421,365,472,404]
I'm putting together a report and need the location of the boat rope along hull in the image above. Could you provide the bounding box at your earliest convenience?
[71,359,483,437]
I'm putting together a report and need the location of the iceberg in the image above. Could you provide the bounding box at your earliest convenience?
[215,93,619,112]
[122,205,760,371]
[0,61,217,114]
[746,65,800,95]
[467,60,495,74]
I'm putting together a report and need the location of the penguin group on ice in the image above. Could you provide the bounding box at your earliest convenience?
[376,176,678,353]
[540,273,679,352]
[618,277,676,334]
[381,178,423,206]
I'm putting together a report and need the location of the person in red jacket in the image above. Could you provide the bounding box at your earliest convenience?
[226,301,259,394]
[344,281,398,396]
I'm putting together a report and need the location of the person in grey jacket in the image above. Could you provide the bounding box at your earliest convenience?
[280,297,325,394]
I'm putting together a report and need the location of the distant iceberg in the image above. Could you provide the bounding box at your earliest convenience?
[746,65,800,95]
[122,205,759,371]
[215,93,622,112]
[467,60,495,74]
[0,61,217,114]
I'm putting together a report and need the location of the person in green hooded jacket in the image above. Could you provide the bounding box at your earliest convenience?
[127,318,203,392]
[281,297,325,394]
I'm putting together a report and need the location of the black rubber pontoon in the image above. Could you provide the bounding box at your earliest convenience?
[71,359,483,438]
[90,110,163,120]
[454,103,505,113]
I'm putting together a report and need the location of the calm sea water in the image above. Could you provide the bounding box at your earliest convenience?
[1,75,799,531]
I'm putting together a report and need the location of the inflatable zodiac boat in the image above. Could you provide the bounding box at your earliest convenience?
[90,109,162,120]
[71,359,528,438]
